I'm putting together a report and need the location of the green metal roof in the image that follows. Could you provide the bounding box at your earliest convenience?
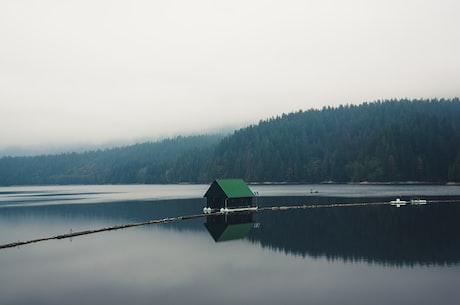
[215,179,254,198]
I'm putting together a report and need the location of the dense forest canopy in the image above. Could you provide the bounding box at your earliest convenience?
[205,98,460,183]
[0,135,221,185]
[1,98,460,185]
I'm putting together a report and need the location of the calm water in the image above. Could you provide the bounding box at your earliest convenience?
[1,184,460,305]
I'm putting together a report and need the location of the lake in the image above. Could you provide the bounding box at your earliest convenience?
[1,184,460,305]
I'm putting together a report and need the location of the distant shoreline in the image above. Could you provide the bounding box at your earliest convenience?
[1,181,459,187]
[248,181,459,186]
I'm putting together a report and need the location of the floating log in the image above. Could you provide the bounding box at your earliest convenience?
[0,213,207,250]
[1,200,457,250]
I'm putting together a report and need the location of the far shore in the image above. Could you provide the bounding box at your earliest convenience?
[247,181,459,186]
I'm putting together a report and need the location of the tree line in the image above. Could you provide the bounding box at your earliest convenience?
[202,98,460,183]
[0,135,221,185]
[1,98,459,185]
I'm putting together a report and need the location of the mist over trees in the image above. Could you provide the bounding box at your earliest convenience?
[203,98,460,183]
[0,135,221,185]
[1,98,460,185]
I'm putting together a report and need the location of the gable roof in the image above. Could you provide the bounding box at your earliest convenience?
[205,179,254,198]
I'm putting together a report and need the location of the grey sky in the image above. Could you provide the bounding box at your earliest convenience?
[1,0,459,151]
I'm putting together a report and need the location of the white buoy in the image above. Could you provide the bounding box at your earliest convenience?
[203,207,212,214]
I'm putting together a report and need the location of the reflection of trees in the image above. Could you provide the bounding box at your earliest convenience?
[5,195,460,266]
[248,202,460,266]
[0,198,206,232]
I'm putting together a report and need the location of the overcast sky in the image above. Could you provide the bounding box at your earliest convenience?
[1,0,459,152]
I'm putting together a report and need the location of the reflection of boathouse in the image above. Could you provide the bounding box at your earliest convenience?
[205,213,254,242]
[204,179,255,211]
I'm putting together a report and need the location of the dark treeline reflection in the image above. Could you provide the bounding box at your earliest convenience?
[2,196,460,266]
[0,198,206,232]
[250,196,460,266]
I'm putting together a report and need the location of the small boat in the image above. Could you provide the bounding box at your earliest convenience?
[390,198,407,207]
[410,198,427,205]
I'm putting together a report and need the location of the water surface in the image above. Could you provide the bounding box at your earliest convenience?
[1,184,459,305]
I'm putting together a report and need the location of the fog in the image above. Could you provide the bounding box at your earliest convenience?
[1,0,459,152]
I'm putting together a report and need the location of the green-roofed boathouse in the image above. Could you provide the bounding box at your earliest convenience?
[203,179,256,213]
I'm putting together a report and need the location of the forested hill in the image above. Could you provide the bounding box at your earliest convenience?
[204,99,460,183]
[0,135,221,185]
[1,98,460,185]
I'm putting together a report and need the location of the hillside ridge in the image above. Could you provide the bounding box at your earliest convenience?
[1,98,459,185]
